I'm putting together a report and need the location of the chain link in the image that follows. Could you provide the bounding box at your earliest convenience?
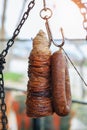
[0,56,8,129]
[0,0,35,129]
[72,0,87,39]
[80,3,87,39]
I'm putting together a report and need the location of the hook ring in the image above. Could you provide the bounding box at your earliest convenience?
[40,8,52,20]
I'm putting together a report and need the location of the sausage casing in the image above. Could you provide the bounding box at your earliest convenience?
[26,30,53,118]
[51,49,71,116]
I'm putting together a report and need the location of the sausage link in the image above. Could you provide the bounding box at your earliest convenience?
[51,49,71,116]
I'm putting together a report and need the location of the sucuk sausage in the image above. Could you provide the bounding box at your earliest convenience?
[51,49,71,116]
[26,30,53,117]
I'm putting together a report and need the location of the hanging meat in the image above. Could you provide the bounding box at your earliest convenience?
[26,30,53,118]
[51,49,72,116]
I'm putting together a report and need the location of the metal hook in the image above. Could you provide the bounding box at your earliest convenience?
[40,0,65,48]
[45,19,53,46]
[52,27,65,48]
[45,19,65,48]
[43,0,46,9]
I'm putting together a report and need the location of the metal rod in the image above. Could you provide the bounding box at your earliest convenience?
[72,99,87,105]
[43,0,46,8]
[62,48,87,87]
[32,118,41,130]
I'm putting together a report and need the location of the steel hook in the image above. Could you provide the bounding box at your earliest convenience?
[52,28,65,48]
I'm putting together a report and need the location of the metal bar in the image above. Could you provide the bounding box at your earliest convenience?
[32,118,41,130]
[4,87,87,105]
[72,100,87,105]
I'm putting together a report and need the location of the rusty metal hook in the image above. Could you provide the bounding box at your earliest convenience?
[45,20,65,48]
[40,0,65,48]
[52,28,65,48]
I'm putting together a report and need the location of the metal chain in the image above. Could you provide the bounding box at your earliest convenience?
[79,2,87,39]
[72,0,87,39]
[0,0,35,129]
[0,56,8,130]
[1,0,35,58]
[81,9,87,39]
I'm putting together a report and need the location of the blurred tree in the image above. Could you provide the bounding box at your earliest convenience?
[0,0,7,39]
[0,0,11,72]
[0,0,7,53]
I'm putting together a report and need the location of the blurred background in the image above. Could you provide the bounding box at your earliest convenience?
[0,0,87,130]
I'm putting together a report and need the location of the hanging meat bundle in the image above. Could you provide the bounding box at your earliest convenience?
[26,30,53,118]
[51,49,72,116]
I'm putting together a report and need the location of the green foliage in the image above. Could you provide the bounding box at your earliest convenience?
[4,72,23,82]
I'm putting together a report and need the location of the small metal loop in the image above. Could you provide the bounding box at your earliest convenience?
[0,91,5,99]
[0,74,2,80]
[13,29,20,37]
[40,8,52,20]
[2,115,8,124]
[20,18,25,25]
[0,80,3,86]
[17,23,22,30]
[1,50,7,58]
[1,103,6,112]
[0,85,4,92]
[23,12,28,20]
[83,19,87,30]
[7,39,14,47]
[80,7,86,15]
[28,0,35,9]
